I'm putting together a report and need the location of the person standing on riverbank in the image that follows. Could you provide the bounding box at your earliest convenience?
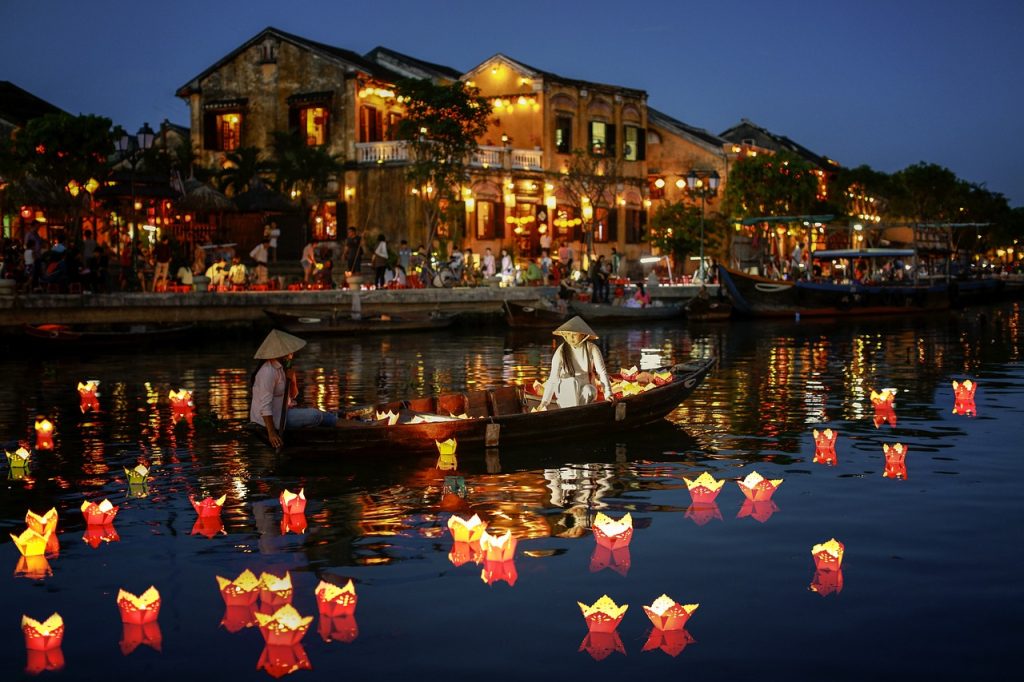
[250,236,270,284]
[372,233,389,288]
[343,226,363,277]
[153,235,172,291]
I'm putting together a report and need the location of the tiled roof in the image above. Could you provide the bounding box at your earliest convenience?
[364,46,462,82]
[720,118,838,169]
[647,107,726,151]
[0,81,64,128]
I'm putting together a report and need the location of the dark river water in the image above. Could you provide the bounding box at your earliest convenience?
[1,304,1022,681]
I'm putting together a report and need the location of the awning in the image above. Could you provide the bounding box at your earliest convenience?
[812,248,915,259]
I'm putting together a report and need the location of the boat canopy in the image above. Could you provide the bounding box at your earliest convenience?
[740,214,835,225]
[812,248,915,259]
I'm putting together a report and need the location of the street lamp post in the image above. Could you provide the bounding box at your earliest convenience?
[686,169,720,282]
[113,122,155,259]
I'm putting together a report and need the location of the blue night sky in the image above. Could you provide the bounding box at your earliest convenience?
[2,0,1021,205]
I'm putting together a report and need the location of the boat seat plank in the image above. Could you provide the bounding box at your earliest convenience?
[407,396,436,413]
[437,393,467,416]
[465,391,490,418]
[488,386,524,416]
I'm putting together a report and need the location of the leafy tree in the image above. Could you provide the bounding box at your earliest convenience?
[648,200,726,270]
[217,146,265,196]
[723,150,818,220]
[827,164,893,219]
[888,162,964,223]
[558,149,624,266]
[395,78,490,247]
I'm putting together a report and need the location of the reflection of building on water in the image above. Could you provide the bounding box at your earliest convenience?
[544,464,615,509]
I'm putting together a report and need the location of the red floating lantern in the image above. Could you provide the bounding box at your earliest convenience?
[81,499,119,525]
[579,630,626,661]
[190,494,227,517]
[578,595,628,633]
[120,622,163,655]
[810,569,845,596]
[34,417,54,451]
[737,499,779,523]
[642,627,695,657]
[952,380,978,416]
[683,472,725,504]
[22,613,64,651]
[643,594,699,631]
[589,545,631,577]
[811,538,845,571]
[882,443,908,479]
[279,488,306,514]
[736,471,783,502]
[280,512,308,535]
[447,540,481,567]
[684,502,723,526]
[168,388,194,424]
[257,643,311,678]
[217,569,261,606]
[591,512,632,550]
[82,524,120,548]
[318,613,359,644]
[255,604,313,646]
[78,380,100,413]
[480,558,518,586]
[117,586,161,624]
[314,579,357,617]
[260,571,294,611]
[812,428,838,465]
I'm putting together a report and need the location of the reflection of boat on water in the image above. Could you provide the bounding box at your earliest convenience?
[23,322,197,347]
[250,358,714,456]
[503,299,567,328]
[569,300,686,321]
[685,293,732,322]
[264,309,455,335]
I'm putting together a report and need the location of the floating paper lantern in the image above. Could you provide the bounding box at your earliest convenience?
[810,568,844,596]
[14,555,53,580]
[318,614,359,644]
[589,545,631,577]
[952,380,977,416]
[217,569,261,606]
[683,472,725,503]
[447,540,481,567]
[254,604,313,646]
[127,482,149,499]
[447,513,486,544]
[684,502,723,526]
[168,388,194,423]
[737,499,779,523]
[120,622,163,655]
[191,516,225,539]
[882,443,908,479]
[873,404,897,428]
[221,604,257,633]
[479,529,517,562]
[117,586,161,624]
[124,460,150,484]
[260,571,294,610]
[642,628,695,657]
[6,446,31,469]
[25,508,58,537]
[22,613,64,651]
[435,438,458,471]
[811,538,845,571]
[11,529,51,557]
[81,499,119,525]
[82,524,120,548]
[579,631,626,661]
[78,380,100,413]
[375,410,399,425]
[736,471,783,502]
[257,643,311,678]
[315,579,357,617]
[34,417,54,450]
[481,558,518,587]
[578,595,629,633]
[870,387,897,407]
[190,494,227,517]
[280,512,308,535]
[643,594,699,631]
[279,488,306,514]
[812,428,838,465]
[591,512,633,550]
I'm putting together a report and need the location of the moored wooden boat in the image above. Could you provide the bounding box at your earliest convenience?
[264,309,456,335]
[503,299,567,328]
[569,300,685,321]
[685,294,733,322]
[23,322,197,347]
[250,357,715,456]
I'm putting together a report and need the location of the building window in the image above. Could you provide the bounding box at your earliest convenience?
[360,106,383,142]
[386,112,403,141]
[589,120,614,156]
[623,126,645,161]
[555,116,572,154]
[476,201,499,239]
[203,112,242,151]
[298,106,328,146]
[592,207,617,243]
[625,208,646,244]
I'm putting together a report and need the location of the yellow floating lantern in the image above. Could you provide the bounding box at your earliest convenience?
[479,529,517,562]
[736,471,783,502]
[591,512,633,550]
[375,410,399,425]
[11,528,52,557]
[578,595,629,633]
[447,513,486,544]
[683,472,725,503]
[436,438,458,471]
[643,594,699,631]
[254,604,313,647]
[26,508,58,536]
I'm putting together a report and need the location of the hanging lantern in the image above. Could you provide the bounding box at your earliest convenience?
[168,388,194,424]
[579,631,626,661]
[25,508,58,537]
[589,545,631,577]
[82,524,120,548]
[14,555,53,580]
[120,622,163,655]
[259,571,294,610]
[479,529,517,562]
[22,613,64,651]
[318,613,359,644]
[189,494,227,517]
[34,417,54,450]
[811,538,844,572]
[117,586,161,624]
[642,628,695,658]
[191,516,225,539]
[77,380,101,413]
[80,499,119,526]
[591,512,633,550]
[683,472,725,504]
[435,438,458,471]
[6,446,31,470]
[736,471,783,501]
[124,460,150,485]
[280,512,308,535]
[643,594,699,631]
[684,501,723,526]
[254,604,313,646]
[813,428,838,465]
[882,443,908,479]
[952,379,977,416]
[217,569,261,606]
[480,558,518,587]
[257,643,312,678]
[737,499,779,523]
[279,488,306,514]
[448,540,481,567]
[315,579,357,617]
[578,595,629,633]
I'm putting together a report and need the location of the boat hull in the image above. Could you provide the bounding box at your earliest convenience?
[569,300,685,321]
[23,323,197,347]
[503,300,567,328]
[264,309,455,335]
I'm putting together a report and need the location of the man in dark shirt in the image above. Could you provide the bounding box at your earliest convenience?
[342,227,363,275]
[153,236,172,291]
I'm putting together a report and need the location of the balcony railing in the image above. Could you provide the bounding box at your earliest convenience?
[355,141,410,164]
[356,141,543,171]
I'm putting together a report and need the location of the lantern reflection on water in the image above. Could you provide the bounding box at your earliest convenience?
[813,428,838,465]
[25,647,65,674]
[120,622,163,655]
[481,558,518,586]
[589,545,631,576]
[683,472,725,504]
[222,604,258,633]
[78,380,100,413]
[685,501,723,526]
[737,499,780,523]
[14,555,52,580]
[82,524,119,548]
[34,417,54,450]
[117,586,161,624]
[578,595,628,633]
[191,516,225,538]
[255,604,313,646]
[257,643,311,678]
[736,471,783,502]
[579,630,626,661]
[882,443,908,479]
[591,512,633,550]
[318,613,359,644]
[280,512,308,535]
[448,541,482,567]
[81,499,119,525]
[435,438,458,471]
[642,628,695,657]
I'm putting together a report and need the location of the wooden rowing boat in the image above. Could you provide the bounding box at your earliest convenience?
[264,309,456,335]
[569,300,685,321]
[503,299,567,328]
[23,322,197,347]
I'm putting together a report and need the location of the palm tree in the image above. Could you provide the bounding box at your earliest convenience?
[217,146,265,197]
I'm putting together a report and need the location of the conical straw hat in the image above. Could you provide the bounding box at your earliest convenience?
[254,329,307,359]
[553,316,598,340]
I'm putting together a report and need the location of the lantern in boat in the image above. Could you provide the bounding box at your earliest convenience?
[22,613,64,651]
[14,555,53,580]
[120,622,163,655]
[6,446,31,470]
[578,595,628,633]
[619,365,639,381]
[811,538,844,572]
[643,594,699,631]
[280,512,308,535]
[479,529,517,562]
[191,516,225,539]
[189,494,226,517]
[34,417,54,450]
[737,499,779,523]
[952,379,977,416]
[683,472,725,504]
[168,388,194,423]
[254,604,313,646]
[579,631,626,661]
[643,627,696,657]
[257,643,311,678]
[882,443,908,479]
[481,558,518,586]
[315,579,357,617]
[736,471,783,502]
[591,512,633,550]
[589,545,631,576]
[117,586,161,624]
[375,409,399,425]
[81,499,119,525]
[217,569,261,606]
[810,567,844,596]
[813,428,838,464]
[279,488,306,514]
[448,541,481,567]
[318,613,359,643]
[78,380,100,413]
[685,501,723,526]
[82,524,120,548]
[259,571,294,610]
[124,460,150,485]
[447,513,486,544]
[435,438,458,471]
[25,508,58,537]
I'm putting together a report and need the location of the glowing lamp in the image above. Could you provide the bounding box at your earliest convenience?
[34,417,54,450]
[643,594,699,631]
[870,387,897,407]
[217,569,261,606]
[279,488,306,514]
[254,604,313,646]
[436,438,458,471]
[318,614,359,643]
[736,471,783,502]
[78,380,100,413]
[127,482,149,499]
[479,529,517,562]
[81,499,119,525]
[481,558,518,586]
[811,538,844,571]
[684,502,723,526]
[117,586,161,624]
[120,622,163,655]
[280,512,308,535]
[375,410,399,425]
[124,460,150,484]
[168,388,194,423]
[257,643,312,678]
[6,446,31,469]
[82,525,120,548]
[579,631,626,661]
[642,628,695,657]
[578,595,629,633]
[683,472,725,503]
[189,494,227,517]
[813,428,838,465]
[591,512,633,550]
[737,499,779,523]
[589,545,631,577]
[882,443,908,479]
[14,555,53,580]
[315,579,357,617]
[448,540,481,567]
[260,571,294,610]
[26,508,58,537]
[810,569,844,596]
[191,516,225,539]
[22,613,64,651]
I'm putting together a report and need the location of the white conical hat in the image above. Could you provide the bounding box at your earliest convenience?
[254,329,307,359]
[553,316,598,340]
